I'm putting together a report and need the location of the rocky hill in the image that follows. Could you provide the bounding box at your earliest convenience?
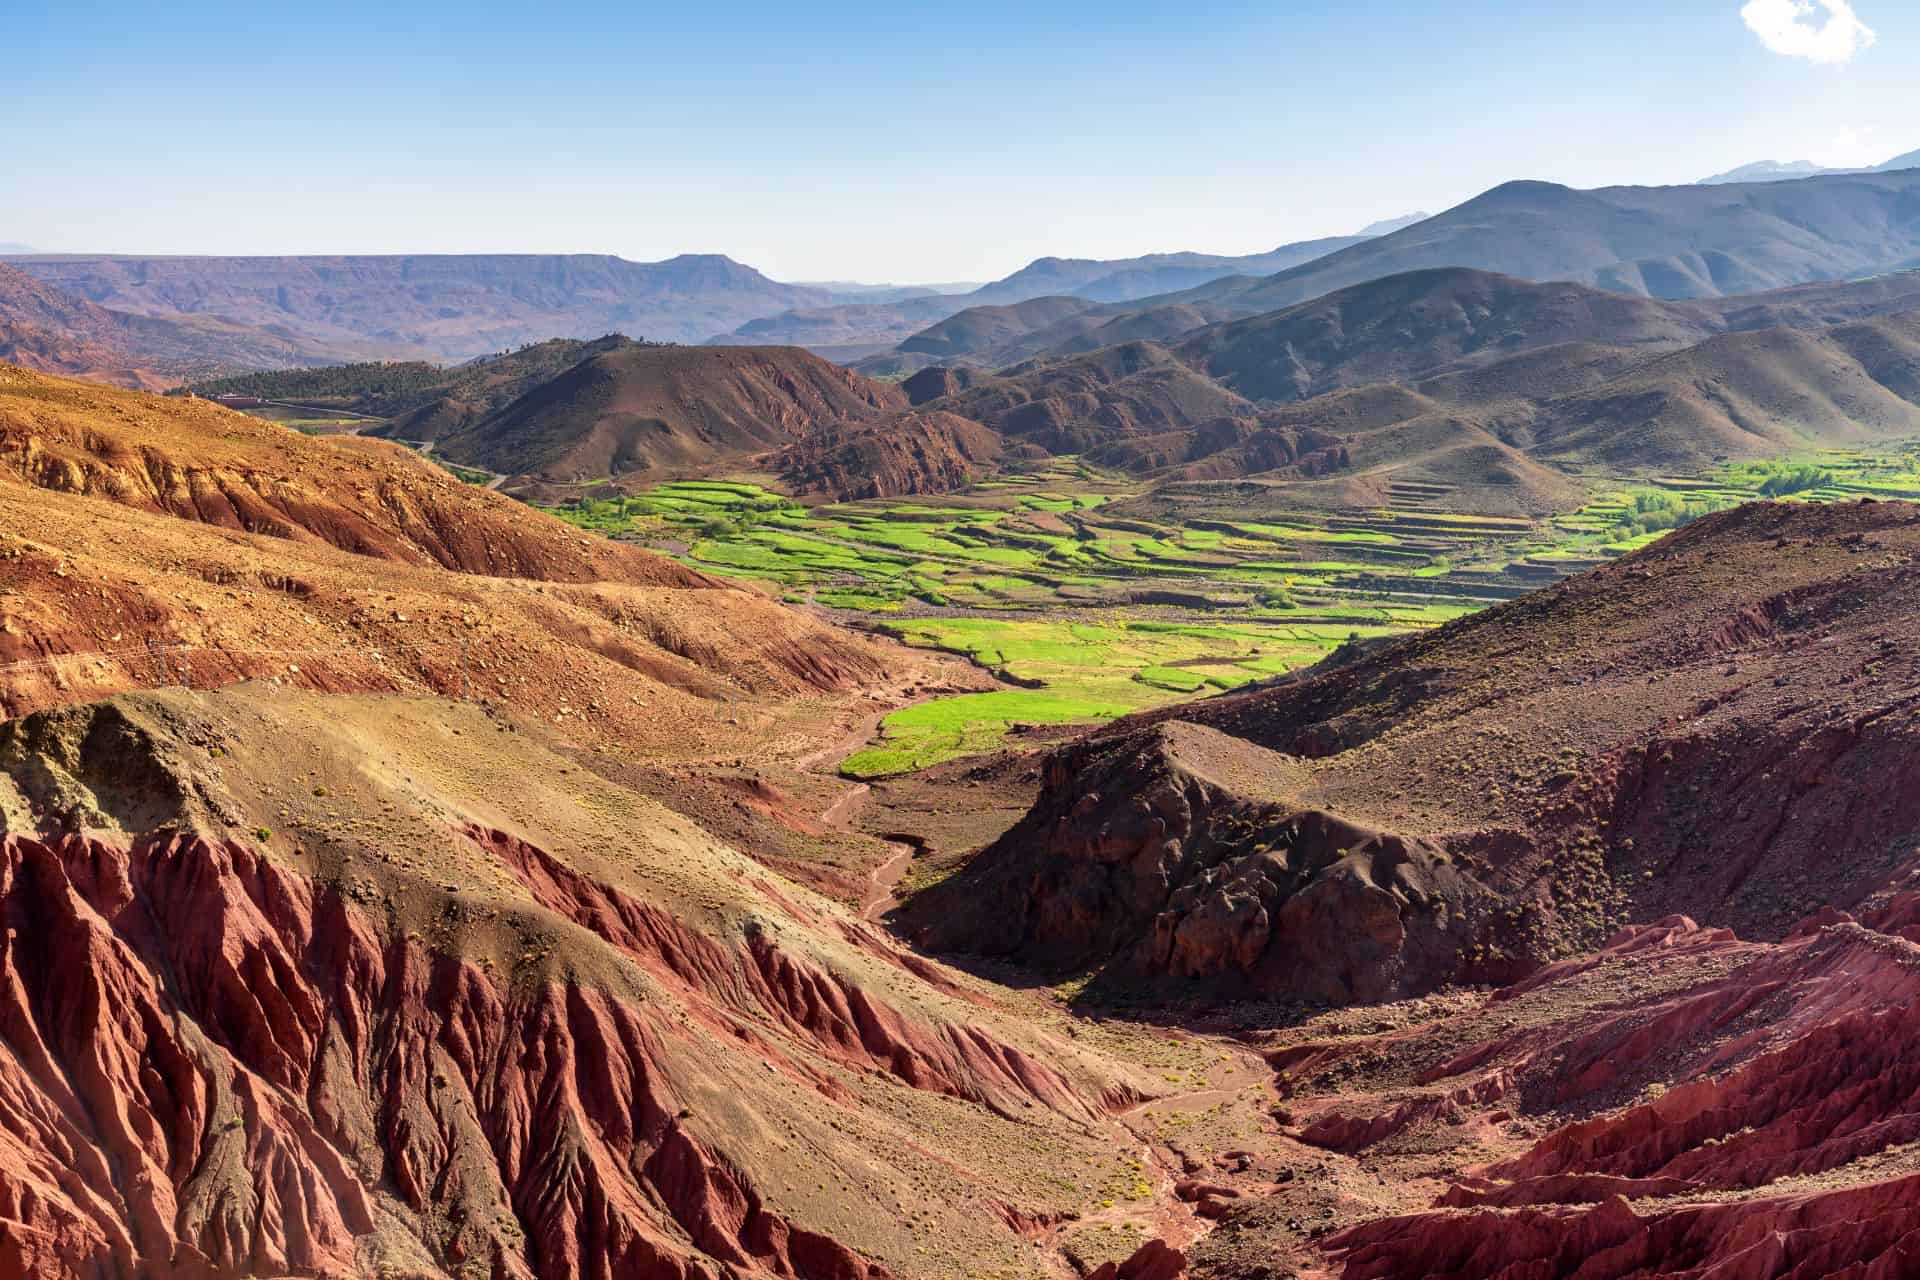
[185,336,650,438]
[433,343,907,487]
[909,500,1920,1001]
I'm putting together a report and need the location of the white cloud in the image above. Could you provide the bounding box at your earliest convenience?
[1741,0,1877,64]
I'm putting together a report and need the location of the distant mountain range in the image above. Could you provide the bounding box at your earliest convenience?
[5,253,835,359]
[866,168,1920,378]
[0,261,402,390]
[319,265,1920,510]
[790,279,983,299]
[11,163,1920,396]
[1698,146,1920,185]
[707,217,1434,354]
[0,218,1429,378]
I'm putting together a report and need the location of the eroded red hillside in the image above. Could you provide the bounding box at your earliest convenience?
[0,690,1162,1280]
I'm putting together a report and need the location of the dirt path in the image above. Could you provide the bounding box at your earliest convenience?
[792,701,894,774]
[819,780,870,827]
[861,844,913,922]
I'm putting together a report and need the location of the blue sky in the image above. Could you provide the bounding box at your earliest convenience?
[6,1,1910,281]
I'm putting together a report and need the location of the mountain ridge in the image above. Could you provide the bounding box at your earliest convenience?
[0,261,405,390]
[7,252,837,358]
[872,169,1920,376]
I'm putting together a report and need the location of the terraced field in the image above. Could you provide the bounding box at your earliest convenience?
[540,444,1920,775]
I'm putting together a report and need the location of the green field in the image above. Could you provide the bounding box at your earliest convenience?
[532,464,1485,773]
[540,444,1920,776]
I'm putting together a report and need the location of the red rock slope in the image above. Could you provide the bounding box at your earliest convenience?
[1295,907,1920,1279]
[0,689,1156,1279]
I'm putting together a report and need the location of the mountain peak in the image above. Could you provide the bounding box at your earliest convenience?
[1355,212,1432,236]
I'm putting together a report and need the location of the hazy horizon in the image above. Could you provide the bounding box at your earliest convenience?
[8,0,1909,283]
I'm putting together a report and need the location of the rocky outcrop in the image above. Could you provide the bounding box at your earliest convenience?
[906,722,1484,1003]
[1087,1238,1187,1280]
[1329,1181,1920,1280]
[899,365,983,405]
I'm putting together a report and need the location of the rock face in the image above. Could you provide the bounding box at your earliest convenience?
[908,722,1480,1004]
[0,827,898,1280]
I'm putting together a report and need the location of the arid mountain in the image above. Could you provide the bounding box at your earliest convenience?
[895,270,1920,497]
[1525,313,1920,469]
[964,236,1376,307]
[1175,170,1920,313]
[1698,144,1920,184]
[0,362,700,585]
[897,296,1103,359]
[705,294,962,357]
[706,231,1383,354]
[8,253,835,358]
[1168,268,1725,402]
[0,262,396,390]
[898,266,1920,377]
[884,170,1920,374]
[188,336,651,436]
[922,340,1257,459]
[434,343,907,485]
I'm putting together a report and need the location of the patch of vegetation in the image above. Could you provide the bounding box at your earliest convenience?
[557,443,1920,778]
[434,459,494,485]
[179,361,452,415]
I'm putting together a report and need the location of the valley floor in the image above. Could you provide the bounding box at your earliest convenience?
[542,442,1920,779]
